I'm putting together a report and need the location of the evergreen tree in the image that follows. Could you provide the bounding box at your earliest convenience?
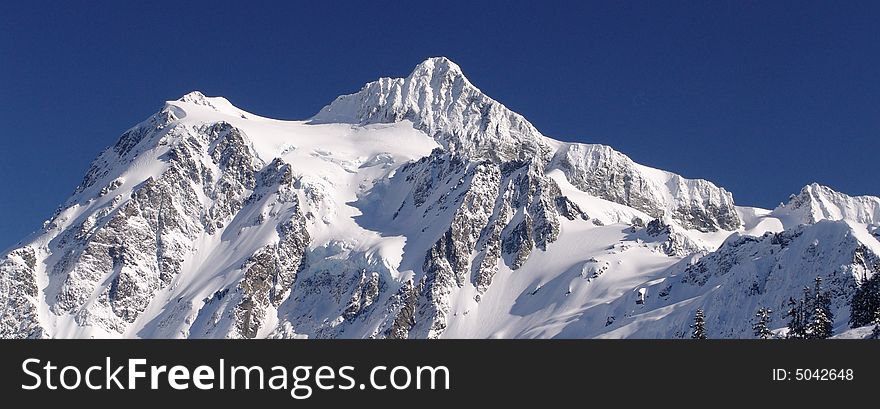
[801,285,814,326]
[806,277,834,339]
[691,308,707,339]
[850,274,880,328]
[753,307,774,339]
[810,305,834,339]
[785,297,806,339]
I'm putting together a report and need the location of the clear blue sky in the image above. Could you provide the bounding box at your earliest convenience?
[2,1,879,250]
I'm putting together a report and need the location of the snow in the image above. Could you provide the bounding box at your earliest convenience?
[440,219,682,338]
[832,325,876,339]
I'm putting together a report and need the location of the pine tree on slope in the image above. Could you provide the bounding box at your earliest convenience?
[850,274,880,328]
[807,277,834,339]
[753,307,774,339]
[691,308,707,339]
[786,297,806,339]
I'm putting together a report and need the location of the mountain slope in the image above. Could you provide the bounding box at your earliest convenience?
[1,57,877,339]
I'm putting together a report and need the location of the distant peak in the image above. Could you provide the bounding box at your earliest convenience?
[775,182,880,226]
[800,182,825,193]
[792,183,841,201]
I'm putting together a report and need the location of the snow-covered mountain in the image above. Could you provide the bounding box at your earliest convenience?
[2,57,878,339]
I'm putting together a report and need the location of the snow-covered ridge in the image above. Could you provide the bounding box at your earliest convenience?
[773,183,880,227]
[312,57,741,232]
[549,143,741,232]
[176,91,250,118]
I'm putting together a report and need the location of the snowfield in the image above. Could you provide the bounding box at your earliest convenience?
[2,57,878,339]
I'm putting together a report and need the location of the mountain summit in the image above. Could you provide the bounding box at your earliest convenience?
[313,57,550,163]
[2,58,878,339]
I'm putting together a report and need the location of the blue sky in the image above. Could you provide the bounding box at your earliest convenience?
[1,1,879,250]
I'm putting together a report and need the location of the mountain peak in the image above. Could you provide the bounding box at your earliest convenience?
[407,56,467,83]
[774,182,880,226]
[177,90,211,104]
[171,91,248,119]
[311,57,549,162]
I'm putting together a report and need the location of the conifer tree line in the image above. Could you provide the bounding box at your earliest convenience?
[784,276,833,339]
[747,277,834,339]
[692,273,880,339]
[849,272,880,339]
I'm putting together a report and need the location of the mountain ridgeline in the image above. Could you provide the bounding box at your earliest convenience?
[2,57,878,339]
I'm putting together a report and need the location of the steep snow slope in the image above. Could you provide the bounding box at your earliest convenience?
[2,57,879,339]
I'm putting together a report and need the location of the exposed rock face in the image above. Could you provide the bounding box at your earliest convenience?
[233,214,309,339]
[51,116,208,333]
[0,247,45,339]
[16,96,312,338]
[71,107,179,199]
[550,143,741,232]
[388,152,576,337]
[643,219,704,257]
[386,279,418,339]
[343,271,381,321]
[416,160,501,337]
[556,196,590,221]
[229,160,310,339]
[204,122,262,233]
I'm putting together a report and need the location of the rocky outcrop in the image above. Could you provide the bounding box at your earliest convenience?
[232,217,309,339]
[385,279,419,339]
[231,161,310,339]
[550,143,741,232]
[596,220,878,338]
[343,271,381,321]
[643,219,704,257]
[0,247,46,339]
[71,104,181,200]
[389,151,579,338]
[53,154,204,332]
[204,122,262,233]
